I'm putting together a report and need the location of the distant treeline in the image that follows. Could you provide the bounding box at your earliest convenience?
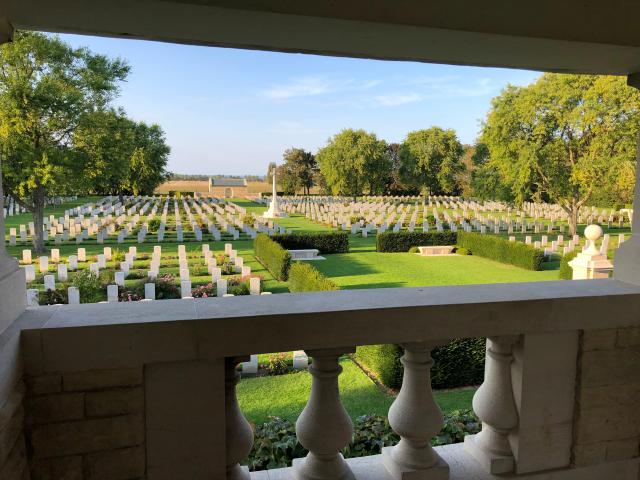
[168,173,265,182]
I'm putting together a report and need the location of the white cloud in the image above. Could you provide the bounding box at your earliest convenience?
[263,76,352,100]
[370,93,424,107]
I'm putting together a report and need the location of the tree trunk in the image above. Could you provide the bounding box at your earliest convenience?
[32,186,45,254]
[568,204,579,237]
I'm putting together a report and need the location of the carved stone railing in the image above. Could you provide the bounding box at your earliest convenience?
[14,279,640,479]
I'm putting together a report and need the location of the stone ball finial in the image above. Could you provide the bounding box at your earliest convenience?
[584,224,603,242]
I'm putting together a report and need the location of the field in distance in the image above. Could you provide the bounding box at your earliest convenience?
[154,180,271,194]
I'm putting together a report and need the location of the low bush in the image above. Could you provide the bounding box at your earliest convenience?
[191,283,217,298]
[153,274,181,299]
[354,339,486,390]
[456,247,471,255]
[559,250,579,280]
[71,269,104,303]
[376,231,457,253]
[272,232,349,254]
[41,288,68,305]
[246,411,479,471]
[456,232,544,271]
[148,219,161,232]
[264,353,290,376]
[408,246,419,253]
[288,263,339,293]
[254,234,292,281]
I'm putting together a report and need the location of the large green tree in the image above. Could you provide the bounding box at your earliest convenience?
[73,108,136,201]
[399,127,465,195]
[125,122,170,195]
[316,128,390,199]
[0,31,129,252]
[480,74,640,235]
[281,147,316,195]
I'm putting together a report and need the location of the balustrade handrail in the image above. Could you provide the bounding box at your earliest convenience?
[16,278,640,374]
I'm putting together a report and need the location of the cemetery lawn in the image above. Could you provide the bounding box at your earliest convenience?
[230,198,334,233]
[309,236,560,289]
[237,357,476,425]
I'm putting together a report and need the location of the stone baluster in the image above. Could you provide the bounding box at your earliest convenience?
[293,347,356,480]
[464,336,519,474]
[225,356,253,480]
[382,341,449,479]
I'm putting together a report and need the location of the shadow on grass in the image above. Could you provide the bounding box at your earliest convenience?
[314,254,378,278]
[339,281,406,290]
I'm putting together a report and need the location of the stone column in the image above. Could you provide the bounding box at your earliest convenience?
[382,341,449,480]
[225,356,253,480]
[614,78,640,284]
[464,336,519,474]
[292,347,356,480]
[0,116,26,335]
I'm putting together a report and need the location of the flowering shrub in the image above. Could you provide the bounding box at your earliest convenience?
[153,274,180,299]
[40,288,68,305]
[191,283,217,298]
[264,353,289,376]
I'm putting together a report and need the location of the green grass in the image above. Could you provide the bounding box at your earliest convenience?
[231,198,333,233]
[308,236,559,289]
[237,357,476,425]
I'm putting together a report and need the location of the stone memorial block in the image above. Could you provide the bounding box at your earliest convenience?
[120,262,130,275]
[44,274,55,291]
[525,236,532,245]
[77,248,86,262]
[249,277,260,295]
[534,241,541,249]
[39,256,49,273]
[180,280,192,299]
[68,255,78,271]
[147,271,157,281]
[89,263,100,275]
[153,245,162,256]
[241,266,251,277]
[293,351,309,370]
[145,283,156,300]
[202,244,210,254]
[57,264,68,282]
[241,355,258,374]
[179,268,190,281]
[217,278,227,297]
[107,284,119,303]
[211,267,222,281]
[68,287,80,305]
[225,243,232,255]
[541,236,548,247]
[97,254,106,269]
[23,265,35,283]
[22,250,32,264]
[104,247,112,261]
[26,289,39,307]
[509,236,515,242]
[115,271,125,286]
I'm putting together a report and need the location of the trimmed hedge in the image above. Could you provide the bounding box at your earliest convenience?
[559,250,579,280]
[354,339,486,390]
[254,234,292,281]
[456,231,544,271]
[288,263,339,292]
[272,232,349,254]
[376,231,458,253]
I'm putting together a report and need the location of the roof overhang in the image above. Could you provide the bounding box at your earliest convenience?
[4,0,640,75]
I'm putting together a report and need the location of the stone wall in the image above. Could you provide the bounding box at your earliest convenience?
[25,367,146,480]
[573,326,640,466]
[0,380,29,479]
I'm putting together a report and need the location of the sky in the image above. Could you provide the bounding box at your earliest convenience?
[59,33,541,176]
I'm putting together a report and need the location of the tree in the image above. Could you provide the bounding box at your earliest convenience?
[469,143,514,201]
[125,122,170,195]
[316,128,390,199]
[399,127,465,195]
[73,108,136,201]
[282,147,317,195]
[0,31,129,252]
[385,142,413,195]
[276,163,298,195]
[480,74,640,235]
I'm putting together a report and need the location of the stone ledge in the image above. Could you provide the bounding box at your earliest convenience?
[251,443,640,479]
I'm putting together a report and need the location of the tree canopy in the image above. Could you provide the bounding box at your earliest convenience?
[399,127,465,196]
[316,128,390,198]
[478,74,640,234]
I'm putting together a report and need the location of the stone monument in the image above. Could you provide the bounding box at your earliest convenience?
[569,224,613,279]
[262,166,287,219]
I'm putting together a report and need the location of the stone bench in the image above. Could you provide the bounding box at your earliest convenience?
[417,246,455,256]
[288,249,325,261]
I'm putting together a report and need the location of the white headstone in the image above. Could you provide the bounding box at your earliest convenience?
[43,274,55,291]
[22,250,32,264]
[24,265,35,283]
[181,280,192,299]
[115,271,125,287]
[51,248,60,263]
[144,283,155,300]
[57,264,68,282]
[68,286,80,305]
[39,256,49,273]
[77,248,86,262]
[26,289,39,306]
[107,284,119,303]
[68,255,78,271]
[216,278,227,297]
[249,277,260,295]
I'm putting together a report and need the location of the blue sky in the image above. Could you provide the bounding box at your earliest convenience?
[60,33,540,176]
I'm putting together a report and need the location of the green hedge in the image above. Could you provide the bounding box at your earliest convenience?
[456,231,544,271]
[288,263,339,292]
[254,234,292,281]
[272,232,349,254]
[376,232,458,253]
[354,338,486,390]
[559,250,579,280]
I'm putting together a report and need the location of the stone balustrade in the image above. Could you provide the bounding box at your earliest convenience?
[0,279,635,479]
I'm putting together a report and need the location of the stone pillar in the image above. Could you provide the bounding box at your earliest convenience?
[0,154,26,336]
[614,78,640,284]
[382,342,449,480]
[569,225,613,279]
[225,357,253,480]
[293,347,356,480]
[464,336,519,474]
